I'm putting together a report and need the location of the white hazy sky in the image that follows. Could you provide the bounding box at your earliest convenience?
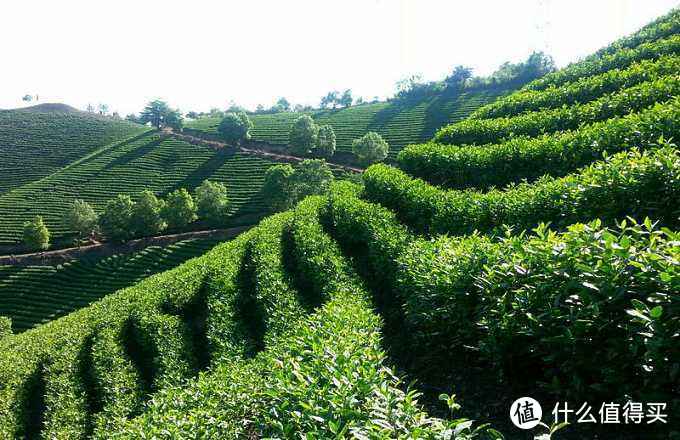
[1,0,678,115]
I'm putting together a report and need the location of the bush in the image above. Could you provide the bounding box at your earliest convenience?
[435,75,680,145]
[23,215,50,251]
[217,112,253,145]
[365,146,680,236]
[399,98,680,189]
[288,115,318,156]
[196,180,230,226]
[261,164,295,212]
[64,199,98,241]
[315,125,336,158]
[352,132,389,166]
[291,159,334,202]
[0,317,11,338]
[100,194,135,242]
[131,190,167,237]
[162,188,197,229]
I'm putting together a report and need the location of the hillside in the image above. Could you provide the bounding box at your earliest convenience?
[0,109,146,193]
[0,9,678,439]
[185,88,511,159]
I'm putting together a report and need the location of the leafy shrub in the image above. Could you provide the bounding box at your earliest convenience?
[315,124,336,158]
[161,188,197,229]
[399,98,680,189]
[262,164,295,212]
[291,159,334,201]
[23,215,50,251]
[217,112,253,145]
[435,75,680,145]
[471,54,680,120]
[100,194,135,243]
[288,115,318,156]
[366,146,680,236]
[352,131,389,166]
[196,180,230,226]
[131,190,167,236]
[64,199,98,241]
[0,317,11,338]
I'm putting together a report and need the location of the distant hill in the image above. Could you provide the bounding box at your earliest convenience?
[0,108,146,193]
[186,87,514,159]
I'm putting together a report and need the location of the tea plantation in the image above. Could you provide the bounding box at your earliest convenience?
[185,88,510,158]
[0,8,678,439]
[0,110,146,194]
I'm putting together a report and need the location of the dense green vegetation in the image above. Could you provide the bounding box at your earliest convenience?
[0,9,678,438]
[186,88,511,158]
[0,237,223,332]
[0,110,146,193]
[0,133,279,247]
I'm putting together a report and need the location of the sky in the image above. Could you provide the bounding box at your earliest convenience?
[1,0,678,115]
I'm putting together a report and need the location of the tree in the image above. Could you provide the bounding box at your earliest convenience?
[87,103,96,113]
[98,103,109,115]
[339,89,353,107]
[272,97,291,112]
[125,114,140,123]
[139,99,182,129]
[22,94,33,103]
[289,115,318,156]
[352,132,389,166]
[64,199,98,242]
[291,159,334,201]
[131,190,167,236]
[316,125,336,158]
[218,112,253,145]
[99,194,135,242]
[320,91,339,109]
[261,164,295,212]
[255,104,265,113]
[23,216,50,251]
[196,180,230,226]
[186,111,199,119]
[445,65,473,88]
[162,188,198,229]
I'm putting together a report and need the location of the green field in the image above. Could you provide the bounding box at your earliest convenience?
[0,110,146,194]
[0,8,678,439]
[0,237,223,332]
[185,88,511,158]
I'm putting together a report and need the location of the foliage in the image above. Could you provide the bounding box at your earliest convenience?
[291,159,334,201]
[161,188,197,229]
[0,317,11,338]
[139,100,182,129]
[288,115,318,156]
[315,124,336,158]
[23,215,50,251]
[261,164,295,212]
[217,112,253,145]
[444,65,474,88]
[64,199,98,240]
[196,180,230,226]
[352,131,389,165]
[399,98,680,189]
[131,190,167,236]
[99,194,135,242]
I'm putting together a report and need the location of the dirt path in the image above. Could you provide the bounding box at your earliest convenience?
[0,225,253,267]
[167,129,364,173]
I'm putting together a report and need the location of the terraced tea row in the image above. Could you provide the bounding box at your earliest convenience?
[0,238,223,332]
[0,110,146,193]
[0,133,279,246]
[185,88,510,157]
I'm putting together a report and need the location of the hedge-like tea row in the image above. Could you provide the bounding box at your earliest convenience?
[323,186,679,406]
[399,98,680,189]
[434,74,680,145]
[470,55,680,120]
[366,146,680,236]
[524,33,680,92]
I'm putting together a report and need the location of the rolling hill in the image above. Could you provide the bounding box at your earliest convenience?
[0,8,678,439]
[185,88,512,159]
[0,109,146,194]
